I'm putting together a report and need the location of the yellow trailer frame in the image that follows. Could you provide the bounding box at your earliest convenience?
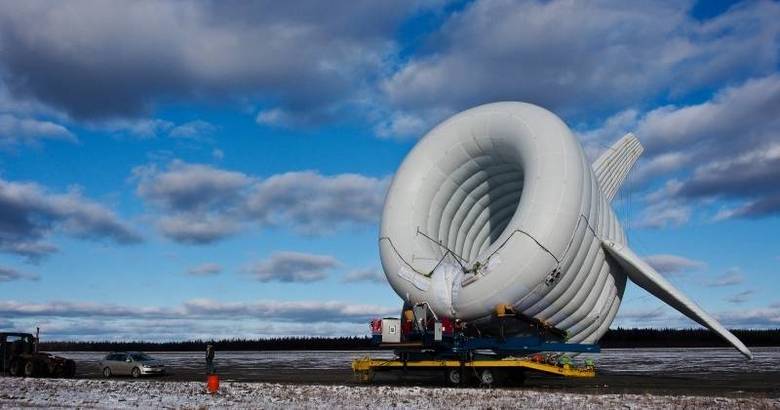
[352,356,595,383]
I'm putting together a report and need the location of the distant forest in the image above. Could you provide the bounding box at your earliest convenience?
[39,328,780,352]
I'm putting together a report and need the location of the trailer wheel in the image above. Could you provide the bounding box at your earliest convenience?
[444,368,462,386]
[478,369,496,386]
[24,360,38,377]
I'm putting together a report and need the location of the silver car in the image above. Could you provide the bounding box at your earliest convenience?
[99,352,166,378]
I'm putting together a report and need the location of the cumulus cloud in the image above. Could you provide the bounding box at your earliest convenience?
[134,161,387,243]
[585,75,780,224]
[0,266,38,282]
[168,120,216,140]
[185,263,222,277]
[0,1,424,122]
[244,251,340,283]
[93,118,174,139]
[0,177,141,259]
[0,113,75,146]
[341,268,386,284]
[644,254,705,277]
[156,214,241,245]
[635,75,780,156]
[381,0,780,138]
[135,161,252,212]
[631,180,692,229]
[245,171,388,235]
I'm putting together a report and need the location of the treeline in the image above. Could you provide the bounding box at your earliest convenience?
[39,328,780,352]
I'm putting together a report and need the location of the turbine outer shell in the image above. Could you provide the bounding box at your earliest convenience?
[379,102,615,334]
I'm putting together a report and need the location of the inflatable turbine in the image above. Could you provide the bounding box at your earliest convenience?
[379,102,751,359]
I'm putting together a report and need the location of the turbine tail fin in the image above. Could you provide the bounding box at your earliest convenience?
[602,240,753,359]
[593,133,644,202]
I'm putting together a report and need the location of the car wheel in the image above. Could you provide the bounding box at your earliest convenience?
[131,367,141,378]
[24,360,37,377]
[103,367,112,378]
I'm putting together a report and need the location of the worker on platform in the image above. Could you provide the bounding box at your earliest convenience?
[206,343,215,375]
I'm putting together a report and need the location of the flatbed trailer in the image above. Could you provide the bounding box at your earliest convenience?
[352,356,595,386]
[354,303,599,386]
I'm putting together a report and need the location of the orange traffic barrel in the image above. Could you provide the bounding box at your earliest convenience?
[207,374,219,394]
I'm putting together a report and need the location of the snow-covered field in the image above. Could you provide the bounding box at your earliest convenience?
[1,378,778,409]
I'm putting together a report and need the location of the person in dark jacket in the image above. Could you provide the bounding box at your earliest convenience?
[206,343,215,375]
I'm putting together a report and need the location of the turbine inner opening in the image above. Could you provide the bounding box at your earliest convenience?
[425,144,524,264]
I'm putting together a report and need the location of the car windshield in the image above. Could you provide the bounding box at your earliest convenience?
[130,353,153,361]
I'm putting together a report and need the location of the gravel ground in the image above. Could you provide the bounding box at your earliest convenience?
[1,378,779,409]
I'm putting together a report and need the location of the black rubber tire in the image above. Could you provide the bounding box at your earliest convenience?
[444,368,462,386]
[24,360,37,377]
[478,369,496,386]
[8,360,22,377]
[131,367,141,378]
[103,367,112,378]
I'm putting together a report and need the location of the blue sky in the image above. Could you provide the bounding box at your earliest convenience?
[0,0,778,340]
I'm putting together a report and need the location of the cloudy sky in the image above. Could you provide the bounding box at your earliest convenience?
[0,0,778,341]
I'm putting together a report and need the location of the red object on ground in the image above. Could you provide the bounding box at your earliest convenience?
[207,374,219,394]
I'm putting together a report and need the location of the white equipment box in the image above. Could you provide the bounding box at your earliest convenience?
[381,318,401,343]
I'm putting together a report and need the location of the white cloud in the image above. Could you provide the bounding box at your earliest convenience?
[707,268,745,287]
[1,298,399,339]
[168,120,216,139]
[134,161,388,243]
[245,171,389,235]
[0,177,141,259]
[644,254,705,277]
[0,266,38,282]
[342,268,386,284]
[0,113,75,146]
[727,290,755,304]
[92,118,174,138]
[0,298,395,322]
[585,75,780,224]
[383,0,780,132]
[256,108,291,127]
[0,1,424,121]
[185,263,222,277]
[135,161,252,212]
[244,251,340,283]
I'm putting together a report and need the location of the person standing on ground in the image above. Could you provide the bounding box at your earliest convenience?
[206,343,215,375]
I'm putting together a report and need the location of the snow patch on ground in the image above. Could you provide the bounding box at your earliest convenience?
[1,378,777,409]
